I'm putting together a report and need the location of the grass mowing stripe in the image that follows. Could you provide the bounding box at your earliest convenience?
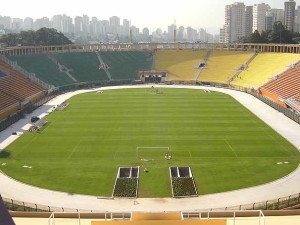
[0,88,299,197]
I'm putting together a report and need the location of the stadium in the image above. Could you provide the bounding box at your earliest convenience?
[0,42,300,225]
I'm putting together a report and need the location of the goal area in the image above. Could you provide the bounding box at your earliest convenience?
[136,147,170,162]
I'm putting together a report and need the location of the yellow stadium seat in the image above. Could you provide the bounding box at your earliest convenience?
[154,50,206,81]
[231,53,300,88]
[198,51,253,84]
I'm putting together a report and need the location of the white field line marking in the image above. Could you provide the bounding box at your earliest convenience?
[224,139,238,158]
[67,141,81,159]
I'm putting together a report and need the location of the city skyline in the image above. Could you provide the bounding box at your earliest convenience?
[1,0,299,34]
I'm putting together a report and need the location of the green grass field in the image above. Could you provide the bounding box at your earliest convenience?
[1,88,300,198]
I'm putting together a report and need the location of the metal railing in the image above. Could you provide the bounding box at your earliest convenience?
[2,192,300,212]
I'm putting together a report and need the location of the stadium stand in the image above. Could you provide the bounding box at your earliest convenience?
[294,93,300,102]
[258,63,300,109]
[7,54,74,87]
[154,50,206,81]
[0,60,46,102]
[100,51,153,80]
[53,52,109,82]
[197,51,254,84]
[0,92,18,111]
[0,69,8,78]
[231,53,300,88]
[261,64,300,99]
[0,92,19,121]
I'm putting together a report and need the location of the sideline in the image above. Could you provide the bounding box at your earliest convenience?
[0,85,299,212]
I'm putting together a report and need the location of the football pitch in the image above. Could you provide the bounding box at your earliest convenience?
[1,88,300,198]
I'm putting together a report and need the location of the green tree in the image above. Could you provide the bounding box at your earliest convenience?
[239,21,298,44]
[0,28,72,47]
[251,30,263,43]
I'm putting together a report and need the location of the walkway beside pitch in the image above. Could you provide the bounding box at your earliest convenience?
[0,85,300,212]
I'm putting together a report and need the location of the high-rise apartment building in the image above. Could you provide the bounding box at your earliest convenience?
[122,19,130,37]
[265,9,284,31]
[0,16,12,29]
[295,6,300,32]
[90,17,99,36]
[61,15,73,34]
[167,24,176,42]
[245,6,253,37]
[34,17,49,30]
[52,15,63,32]
[219,26,225,43]
[110,16,120,35]
[284,0,296,31]
[11,18,23,32]
[74,16,83,34]
[177,26,185,41]
[271,9,284,23]
[186,26,197,42]
[265,11,274,31]
[23,17,33,30]
[224,2,246,43]
[253,3,271,33]
[82,15,90,34]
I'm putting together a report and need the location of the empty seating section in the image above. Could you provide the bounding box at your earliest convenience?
[231,53,300,88]
[154,50,206,80]
[0,92,18,111]
[198,51,253,84]
[54,52,108,82]
[8,55,74,87]
[0,92,19,120]
[260,65,300,100]
[100,51,153,80]
[0,60,45,102]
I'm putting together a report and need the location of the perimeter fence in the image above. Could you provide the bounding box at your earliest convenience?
[2,193,300,212]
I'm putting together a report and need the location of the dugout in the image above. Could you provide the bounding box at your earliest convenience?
[139,70,167,83]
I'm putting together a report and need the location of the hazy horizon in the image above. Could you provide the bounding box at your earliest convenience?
[1,0,300,34]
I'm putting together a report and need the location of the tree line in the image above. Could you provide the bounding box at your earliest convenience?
[0,28,73,47]
[239,21,300,44]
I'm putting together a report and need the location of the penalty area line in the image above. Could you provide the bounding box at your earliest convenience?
[224,139,238,158]
[67,140,82,159]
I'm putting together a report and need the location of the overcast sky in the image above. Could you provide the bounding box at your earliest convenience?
[1,0,300,34]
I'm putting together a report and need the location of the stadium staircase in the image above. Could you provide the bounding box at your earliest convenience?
[53,52,109,82]
[230,53,300,88]
[284,99,300,114]
[197,51,254,84]
[193,49,211,80]
[100,51,153,80]
[47,54,78,82]
[227,52,258,83]
[95,51,112,80]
